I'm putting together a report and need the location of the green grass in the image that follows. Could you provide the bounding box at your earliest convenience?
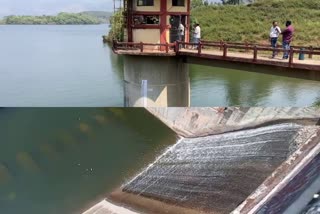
[192,0,320,46]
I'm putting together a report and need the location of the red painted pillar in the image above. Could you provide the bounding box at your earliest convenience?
[186,0,191,44]
[127,0,133,42]
[160,0,167,51]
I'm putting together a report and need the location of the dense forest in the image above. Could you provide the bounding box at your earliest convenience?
[0,11,112,25]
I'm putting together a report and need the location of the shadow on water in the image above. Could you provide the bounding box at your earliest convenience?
[0,108,177,214]
[105,42,124,81]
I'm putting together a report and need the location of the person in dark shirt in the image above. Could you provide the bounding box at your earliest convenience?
[281,21,294,59]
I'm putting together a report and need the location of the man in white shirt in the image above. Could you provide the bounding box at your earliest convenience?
[178,23,185,48]
[193,23,201,49]
[270,21,281,58]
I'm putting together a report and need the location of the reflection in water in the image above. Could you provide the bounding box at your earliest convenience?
[0,108,176,214]
[123,56,190,107]
[16,151,41,173]
[190,64,320,106]
[0,25,124,106]
[0,163,11,185]
[120,57,320,107]
[0,25,319,106]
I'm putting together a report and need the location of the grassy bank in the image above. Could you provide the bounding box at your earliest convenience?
[192,0,320,46]
[106,0,320,46]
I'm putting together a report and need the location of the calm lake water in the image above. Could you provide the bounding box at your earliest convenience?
[0,24,319,106]
[0,108,177,214]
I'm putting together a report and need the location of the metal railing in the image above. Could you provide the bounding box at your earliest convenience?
[113,40,176,53]
[176,41,320,67]
[113,40,320,68]
[200,40,320,59]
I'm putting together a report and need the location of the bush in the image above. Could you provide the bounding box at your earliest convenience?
[106,10,124,42]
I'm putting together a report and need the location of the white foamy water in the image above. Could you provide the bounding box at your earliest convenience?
[123,123,309,213]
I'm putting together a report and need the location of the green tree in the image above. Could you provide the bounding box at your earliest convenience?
[191,0,204,9]
[106,10,124,41]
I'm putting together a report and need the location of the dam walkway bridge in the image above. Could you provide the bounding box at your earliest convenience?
[113,40,320,72]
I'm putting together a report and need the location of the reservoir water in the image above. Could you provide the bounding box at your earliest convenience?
[0,108,177,214]
[0,24,319,106]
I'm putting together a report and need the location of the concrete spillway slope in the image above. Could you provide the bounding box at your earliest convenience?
[84,108,320,214]
[108,123,320,214]
[146,107,320,138]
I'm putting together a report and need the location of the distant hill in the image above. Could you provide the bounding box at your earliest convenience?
[79,11,113,21]
[0,11,112,25]
[192,0,320,46]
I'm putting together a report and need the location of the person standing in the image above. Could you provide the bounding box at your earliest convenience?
[178,22,185,48]
[193,23,201,49]
[281,21,294,59]
[269,21,281,58]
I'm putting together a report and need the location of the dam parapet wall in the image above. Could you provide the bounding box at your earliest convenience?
[146,107,320,138]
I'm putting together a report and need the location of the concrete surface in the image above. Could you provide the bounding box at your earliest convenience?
[118,124,319,214]
[83,107,320,214]
[146,107,320,137]
[123,56,190,107]
[82,200,139,214]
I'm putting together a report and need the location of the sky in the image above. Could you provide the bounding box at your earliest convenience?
[0,0,222,17]
[0,0,115,17]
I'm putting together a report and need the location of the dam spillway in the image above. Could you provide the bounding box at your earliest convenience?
[113,123,319,214]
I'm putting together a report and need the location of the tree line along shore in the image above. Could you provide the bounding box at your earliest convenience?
[0,11,112,25]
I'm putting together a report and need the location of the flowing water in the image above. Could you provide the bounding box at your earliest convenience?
[123,123,313,213]
[0,25,320,106]
[0,108,177,214]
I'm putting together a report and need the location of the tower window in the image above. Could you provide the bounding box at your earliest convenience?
[133,15,159,25]
[172,0,185,6]
[137,0,154,6]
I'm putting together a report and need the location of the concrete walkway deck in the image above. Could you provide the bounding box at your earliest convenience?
[114,47,320,71]
[182,48,320,65]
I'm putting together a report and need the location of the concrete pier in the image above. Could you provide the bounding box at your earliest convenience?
[123,56,190,107]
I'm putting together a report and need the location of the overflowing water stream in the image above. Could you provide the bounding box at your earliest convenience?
[123,123,316,213]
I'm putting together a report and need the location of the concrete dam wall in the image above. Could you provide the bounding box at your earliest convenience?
[85,108,320,214]
[146,107,320,138]
[109,123,320,214]
[123,56,190,107]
